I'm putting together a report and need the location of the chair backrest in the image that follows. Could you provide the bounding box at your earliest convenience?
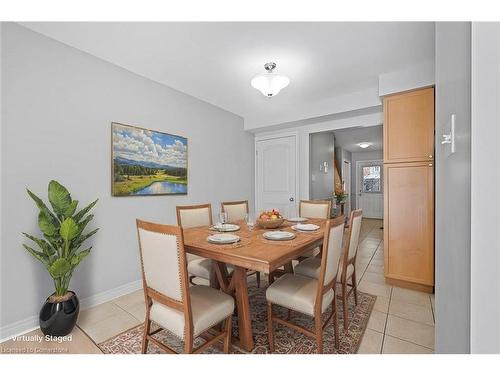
[299,200,332,219]
[221,200,248,222]
[345,209,363,261]
[318,216,346,289]
[136,220,190,304]
[176,204,213,229]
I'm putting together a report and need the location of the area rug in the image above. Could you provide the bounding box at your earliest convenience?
[99,281,376,354]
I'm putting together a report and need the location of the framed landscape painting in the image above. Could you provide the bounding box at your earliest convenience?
[111,122,188,196]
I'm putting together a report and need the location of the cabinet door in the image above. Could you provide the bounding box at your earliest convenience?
[384,162,434,286]
[384,88,435,163]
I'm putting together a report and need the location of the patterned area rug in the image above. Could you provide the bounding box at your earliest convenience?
[99,282,376,354]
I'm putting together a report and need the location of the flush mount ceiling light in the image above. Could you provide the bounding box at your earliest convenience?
[251,62,290,97]
[358,142,371,149]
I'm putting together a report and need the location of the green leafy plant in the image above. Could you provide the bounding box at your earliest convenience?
[334,192,349,204]
[23,180,99,297]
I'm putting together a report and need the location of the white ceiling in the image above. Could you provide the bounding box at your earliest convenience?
[21,22,434,129]
[332,124,383,153]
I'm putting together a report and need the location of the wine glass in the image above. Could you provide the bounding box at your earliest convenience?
[219,211,228,231]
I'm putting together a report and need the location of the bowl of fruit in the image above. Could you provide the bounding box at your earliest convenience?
[257,209,285,229]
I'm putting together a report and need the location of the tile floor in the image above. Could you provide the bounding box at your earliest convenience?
[1,218,434,354]
[356,219,435,354]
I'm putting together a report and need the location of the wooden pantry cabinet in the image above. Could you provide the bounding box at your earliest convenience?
[383,87,435,292]
[384,87,435,164]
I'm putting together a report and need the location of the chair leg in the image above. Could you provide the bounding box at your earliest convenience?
[342,281,349,331]
[184,334,193,354]
[256,272,261,288]
[223,315,232,354]
[315,314,323,354]
[332,297,339,349]
[287,308,292,321]
[352,271,358,306]
[142,315,151,354]
[267,302,275,352]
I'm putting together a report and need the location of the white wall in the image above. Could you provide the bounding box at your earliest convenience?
[350,150,383,210]
[309,132,334,200]
[379,60,435,97]
[245,87,381,130]
[434,22,472,354]
[0,23,254,339]
[470,22,500,353]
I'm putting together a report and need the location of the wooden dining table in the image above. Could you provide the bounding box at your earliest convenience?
[182,218,327,351]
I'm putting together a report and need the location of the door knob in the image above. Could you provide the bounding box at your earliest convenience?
[289,197,294,202]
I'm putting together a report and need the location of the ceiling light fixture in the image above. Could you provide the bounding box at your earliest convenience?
[251,62,290,97]
[358,142,371,149]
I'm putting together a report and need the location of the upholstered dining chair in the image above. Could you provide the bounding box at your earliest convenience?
[221,200,249,222]
[266,216,345,353]
[294,209,363,330]
[297,200,333,259]
[221,200,260,288]
[176,204,218,286]
[268,200,333,284]
[136,219,234,354]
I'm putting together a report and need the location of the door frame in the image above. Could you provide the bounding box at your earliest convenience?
[355,159,383,212]
[254,131,300,214]
[342,160,352,216]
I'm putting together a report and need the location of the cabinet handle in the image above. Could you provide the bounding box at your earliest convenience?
[429,155,433,159]
[429,163,433,167]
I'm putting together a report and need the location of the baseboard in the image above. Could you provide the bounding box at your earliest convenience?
[79,279,142,311]
[0,279,142,342]
[385,276,434,294]
[0,315,40,344]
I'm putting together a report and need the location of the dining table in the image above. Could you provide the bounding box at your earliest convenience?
[182,218,328,352]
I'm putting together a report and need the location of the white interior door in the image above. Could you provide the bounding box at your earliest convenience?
[256,134,297,217]
[356,160,383,219]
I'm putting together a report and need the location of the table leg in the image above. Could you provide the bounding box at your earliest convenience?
[233,266,254,351]
[209,261,219,289]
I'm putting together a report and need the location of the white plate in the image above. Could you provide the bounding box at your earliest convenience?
[207,234,241,244]
[287,217,308,223]
[263,231,296,241]
[213,223,240,232]
[292,223,320,232]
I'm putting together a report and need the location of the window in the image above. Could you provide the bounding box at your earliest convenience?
[362,165,381,193]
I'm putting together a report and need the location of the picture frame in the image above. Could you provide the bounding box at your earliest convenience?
[111,122,188,196]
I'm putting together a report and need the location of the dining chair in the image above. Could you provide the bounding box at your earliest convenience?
[176,204,218,286]
[266,216,344,353]
[136,219,234,354]
[297,200,333,259]
[294,209,363,330]
[221,200,260,288]
[221,200,249,222]
[267,200,332,284]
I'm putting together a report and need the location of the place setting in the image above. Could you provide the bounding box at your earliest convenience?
[291,222,321,233]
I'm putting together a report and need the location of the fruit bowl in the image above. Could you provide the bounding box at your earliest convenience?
[257,217,285,229]
[257,209,285,229]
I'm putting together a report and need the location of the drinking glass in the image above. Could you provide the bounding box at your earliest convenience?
[245,213,255,231]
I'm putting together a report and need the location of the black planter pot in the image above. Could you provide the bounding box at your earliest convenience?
[39,291,79,337]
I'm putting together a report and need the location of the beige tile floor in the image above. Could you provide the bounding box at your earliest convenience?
[356,219,435,354]
[1,218,434,354]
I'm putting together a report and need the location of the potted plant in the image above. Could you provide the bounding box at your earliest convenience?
[22,180,99,336]
[335,191,349,204]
